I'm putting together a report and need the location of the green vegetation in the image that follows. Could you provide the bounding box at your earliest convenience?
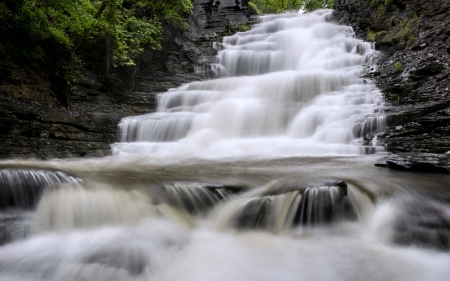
[248,0,333,14]
[383,16,420,48]
[226,20,252,34]
[377,4,385,16]
[367,28,386,42]
[238,23,252,32]
[394,61,402,72]
[0,0,193,66]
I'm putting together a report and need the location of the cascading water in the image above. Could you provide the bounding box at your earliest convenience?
[1,10,450,281]
[113,10,385,159]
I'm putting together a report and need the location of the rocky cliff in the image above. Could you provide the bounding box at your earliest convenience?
[334,0,450,153]
[334,0,450,172]
[0,0,257,159]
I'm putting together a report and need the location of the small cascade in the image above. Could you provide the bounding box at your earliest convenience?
[212,180,371,232]
[34,182,159,232]
[34,181,242,232]
[113,10,385,159]
[150,182,242,215]
[0,169,79,209]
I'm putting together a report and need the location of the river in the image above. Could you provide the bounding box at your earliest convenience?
[0,10,449,281]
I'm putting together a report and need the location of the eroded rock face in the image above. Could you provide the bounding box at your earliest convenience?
[0,0,257,159]
[334,0,450,155]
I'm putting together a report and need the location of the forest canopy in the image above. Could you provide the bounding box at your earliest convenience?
[249,0,334,14]
[0,0,193,66]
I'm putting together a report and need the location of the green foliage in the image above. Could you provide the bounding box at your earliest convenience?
[227,19,233,34]
[248,0,333,14]
[382,16,420,48]
[367,28,386,41]
[394,61,402,72]
[238,23,252,32]
[378,4,385,16]
[0,0,192,67]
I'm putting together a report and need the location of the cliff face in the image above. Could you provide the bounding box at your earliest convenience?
[0,0,257,159]
[334,0,450,154]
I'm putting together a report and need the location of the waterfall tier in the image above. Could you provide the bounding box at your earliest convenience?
[113,10,385,160]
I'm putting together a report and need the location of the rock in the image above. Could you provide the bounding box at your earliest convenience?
[0,169,78,209]
[334,0,450,155]
[0,0,257,159]
[151,182,244,214]
[376,153,450,174]
[410,62,444,80]
[232,180,357,230]
[392,196,450,251]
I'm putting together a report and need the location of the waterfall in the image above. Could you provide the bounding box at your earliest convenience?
[113,10,385,160]
[0,169,79,209]
[4,9,450,281]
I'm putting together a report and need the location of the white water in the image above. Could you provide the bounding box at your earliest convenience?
[1,10,450,281]
[113,10,385,160]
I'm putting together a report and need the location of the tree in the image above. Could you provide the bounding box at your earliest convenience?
[248,0,333,14]
[0,0,193,66]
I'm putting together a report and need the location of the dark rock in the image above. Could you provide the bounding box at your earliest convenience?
[232,180,357,230]
[334,0,450,155]
[151,182,243,214]
[0,169,78,209]
[392,195,450,251]
[0,0,257,159]
[376,153,450,174]
[234,198,271,229]
[410,62,444,79]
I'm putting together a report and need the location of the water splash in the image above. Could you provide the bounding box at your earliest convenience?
[113,10,385,160]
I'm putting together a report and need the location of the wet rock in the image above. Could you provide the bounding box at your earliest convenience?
[393,196,450,251]
[0,169,78,209]
[232,180,356,230]
[234,198,271,229]
[152,182,244,214]
[263,180,348,197]
[376,153,450,174]
[0,0,257,159]
[334,0,450,155]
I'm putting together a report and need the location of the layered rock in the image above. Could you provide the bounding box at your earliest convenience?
[334,0,450,155]
[0,0,257,159]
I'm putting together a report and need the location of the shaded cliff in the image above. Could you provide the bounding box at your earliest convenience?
[0,0,257,159]
[334,0,450,154]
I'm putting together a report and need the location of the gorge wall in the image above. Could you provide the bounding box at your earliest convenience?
[334,0,450,154]
[0,0,257,159]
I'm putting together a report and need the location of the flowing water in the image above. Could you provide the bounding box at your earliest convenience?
[1,10,450,281]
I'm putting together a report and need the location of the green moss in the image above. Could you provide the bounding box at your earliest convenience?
[368,28,386,41]
[238,23,252,32]
[227,19,233,34]
[380,15,420,48]
[394,61,402,72]
[378,5,386,16]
